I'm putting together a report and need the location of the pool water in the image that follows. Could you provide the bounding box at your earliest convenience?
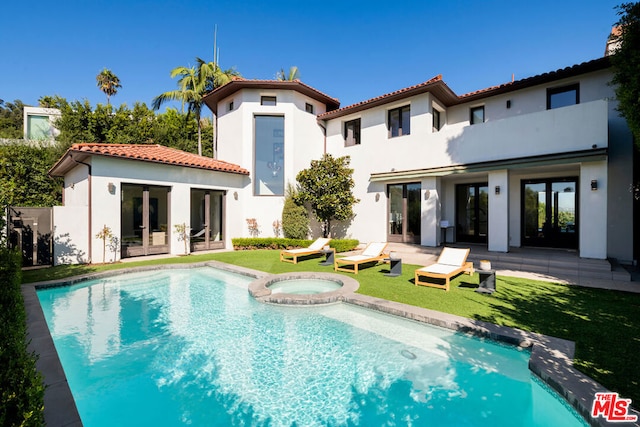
[37,268,587,427]
[268,278,342,294]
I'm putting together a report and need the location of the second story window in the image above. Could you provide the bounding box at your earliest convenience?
[388,105,410,138]
[344,119,361,146]
[433,109,442,132]
[547,84,579,109]
[305,103,314,114]
[228,101,234,112]
[470,106,485,125]
[261,96,277,106]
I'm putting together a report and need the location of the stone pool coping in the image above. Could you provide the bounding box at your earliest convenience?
[22,261,639,427]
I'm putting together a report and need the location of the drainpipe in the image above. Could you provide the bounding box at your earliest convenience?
[317,119,327,154]
[71,155,92,263]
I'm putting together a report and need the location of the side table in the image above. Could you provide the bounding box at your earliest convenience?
[319,248,335,266]
[476,269,496,294]
[384,257,402,277]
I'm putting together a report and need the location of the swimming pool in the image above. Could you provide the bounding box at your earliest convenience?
[37,267,587,426]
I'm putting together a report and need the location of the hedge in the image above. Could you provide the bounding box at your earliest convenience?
[232,238,359,254]
[0,249,45,427]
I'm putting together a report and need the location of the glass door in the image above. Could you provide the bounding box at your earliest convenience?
[388,183,421,243]
[121,184,170,258]
[522,178,577,248]
[456,183,488,243]
[190,189,225,251]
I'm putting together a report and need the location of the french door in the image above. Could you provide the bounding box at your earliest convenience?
[388,183,421,243]
[190,189,225,251]
[121,184,170,257]
[522,178,577,248]
[456,183,488,243]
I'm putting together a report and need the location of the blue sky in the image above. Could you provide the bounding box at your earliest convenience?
[1,0,621,111]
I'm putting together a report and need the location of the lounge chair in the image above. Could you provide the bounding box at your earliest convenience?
[280,237,331,264]
[334,242,388,274]
[414,247,474,291]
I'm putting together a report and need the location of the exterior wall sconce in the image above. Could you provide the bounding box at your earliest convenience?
[424,190,431,200]
[375,193,380,202]
[495,186,501,195]
[591,180,598,191]
[233,191,238,200]
[108,182,116,194]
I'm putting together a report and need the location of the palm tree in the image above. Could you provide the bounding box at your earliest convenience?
[96,68,122,105]
[152,58,239,156]
[276,66,300,81]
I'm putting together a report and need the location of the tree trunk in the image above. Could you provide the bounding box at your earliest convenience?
[197,118,202,156]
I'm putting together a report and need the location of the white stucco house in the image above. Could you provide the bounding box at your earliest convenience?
[24,106,60,141]
[49,54,636,266]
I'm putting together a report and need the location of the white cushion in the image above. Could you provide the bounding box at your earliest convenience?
[417,264,462,275]
[362,242,386,257]
[437,248,468,266]
[308,238,330,250]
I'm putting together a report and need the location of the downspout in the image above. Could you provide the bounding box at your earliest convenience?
[317,118,327,154]
[71,155,92,263]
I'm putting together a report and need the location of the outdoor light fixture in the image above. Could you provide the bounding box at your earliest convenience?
[424,189,431,200]
[233,191,238,200]
[375,193,380,202]
[495,186,501,195]
[108,182,116,194]
[591,180,598,191]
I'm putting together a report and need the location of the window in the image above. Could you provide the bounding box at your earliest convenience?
[254,115,284,196]
[305,103,314,114]
[344,119,361,146]
[388,105,410,138]
[228,101,234,111]
[261,96,277,106]
[432,109,442,132]
[547,84,579,109]
[470,106,484,125]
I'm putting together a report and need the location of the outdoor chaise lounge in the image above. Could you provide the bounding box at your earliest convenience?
[414,247,474,291]
[280,237,331,264]
[334,242,388,274]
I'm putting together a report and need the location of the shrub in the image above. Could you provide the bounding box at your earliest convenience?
[232,237,359,253]
[281,184,309,239]
[0,248,45,426]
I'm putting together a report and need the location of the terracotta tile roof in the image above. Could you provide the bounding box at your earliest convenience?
[318,75,460,120]
[202,79,341,114]
[318,57,611,120]
[49,143,249,176]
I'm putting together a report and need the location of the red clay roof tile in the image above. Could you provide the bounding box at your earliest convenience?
[52,143,249,176]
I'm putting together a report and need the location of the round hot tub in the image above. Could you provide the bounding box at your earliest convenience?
[249,272,359,305]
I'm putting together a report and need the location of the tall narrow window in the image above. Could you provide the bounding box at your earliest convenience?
[344,119,361,146]
[432,109,441,132]
[388,105,410,138]
[261,96,277,106]
[254,115,284,196]
[470,106,484,125]
[547,84,579,109]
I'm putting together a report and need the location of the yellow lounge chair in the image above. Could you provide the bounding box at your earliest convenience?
[334,242,388,274]
[414,247,474,291]
[280,237,331,264]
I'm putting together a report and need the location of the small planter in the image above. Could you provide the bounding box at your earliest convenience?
[479,260,492,271]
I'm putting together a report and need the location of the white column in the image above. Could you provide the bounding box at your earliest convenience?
[421,176,441,247]
[488,170,509,252]
[580,161,607,259]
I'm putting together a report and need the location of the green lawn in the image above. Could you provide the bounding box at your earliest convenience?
[22,249,640,405]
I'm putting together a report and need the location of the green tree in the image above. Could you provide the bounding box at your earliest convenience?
[96,68,122,106]
[38,95,67,109]
[294,154,359,238]
[153,58,239,156]
[276,66,300,81]
[611,2,640,145]
[282,183,309,239]
[0,100,25,139]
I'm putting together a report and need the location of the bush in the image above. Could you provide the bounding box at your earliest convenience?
[232,238,359,253]
[0,249,45,427]
[281,185,309,239]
